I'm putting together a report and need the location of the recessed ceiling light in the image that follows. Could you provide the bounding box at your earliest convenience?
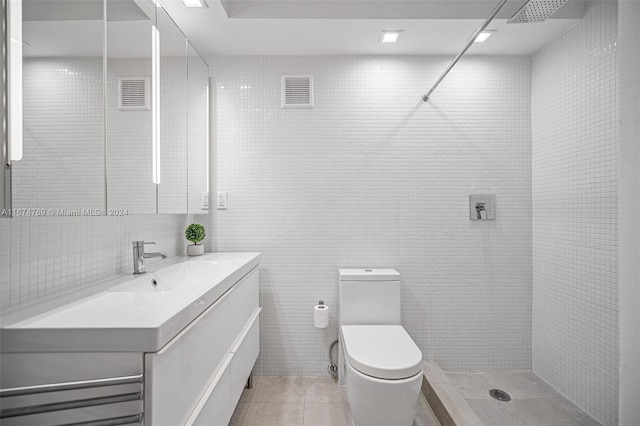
[379,31,403,43]
[182,0,208,7]
[474,30,496,43]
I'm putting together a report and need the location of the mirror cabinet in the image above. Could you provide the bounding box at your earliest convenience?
[157,6,188,214]
[2,0,209,217]
[106,0,155,214]
[187,43,209,214]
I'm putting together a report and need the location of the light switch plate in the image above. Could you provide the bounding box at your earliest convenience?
[469,194,496,220]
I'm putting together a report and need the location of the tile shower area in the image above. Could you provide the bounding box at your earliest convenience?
[448,372,600,426]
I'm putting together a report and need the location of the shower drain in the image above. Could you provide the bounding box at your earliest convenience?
[489,389,511,402]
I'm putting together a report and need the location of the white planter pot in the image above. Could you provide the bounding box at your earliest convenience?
[187,244,204,256]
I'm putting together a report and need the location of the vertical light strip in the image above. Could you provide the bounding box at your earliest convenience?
[151,25,157,183]
[205,83,209,192]
[155,26,160,184]
[2,0,9,168]
[151,24,160,184]
[8,0,22,162]
[103,0,108,210]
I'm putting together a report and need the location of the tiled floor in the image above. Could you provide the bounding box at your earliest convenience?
[446,372,601,426]
[230,376,440,426]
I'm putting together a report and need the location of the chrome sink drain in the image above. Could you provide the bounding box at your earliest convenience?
[489,389,511,402]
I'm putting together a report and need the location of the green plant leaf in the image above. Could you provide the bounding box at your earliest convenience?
[185,223,206,244]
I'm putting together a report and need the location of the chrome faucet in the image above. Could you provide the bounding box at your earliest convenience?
[132,241,167,275]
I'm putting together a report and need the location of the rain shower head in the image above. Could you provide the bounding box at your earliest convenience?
[507,0,568,23]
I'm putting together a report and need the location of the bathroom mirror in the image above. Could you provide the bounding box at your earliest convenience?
[187,43,209,214]
[12,0,106,212]
[8,0,209,216]
[157,7,188,214]
[106,0,157,214]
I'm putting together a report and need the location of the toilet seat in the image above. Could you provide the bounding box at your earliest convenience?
[341,325,423,380]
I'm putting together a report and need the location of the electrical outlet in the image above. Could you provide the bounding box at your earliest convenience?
[217,191,227,210]
[200,192,209,210]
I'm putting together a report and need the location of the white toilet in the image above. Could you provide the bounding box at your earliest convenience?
[339,268,423,426]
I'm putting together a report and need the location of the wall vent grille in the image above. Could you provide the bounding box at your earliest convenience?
[118,77,150,111]
[281,75,314,109]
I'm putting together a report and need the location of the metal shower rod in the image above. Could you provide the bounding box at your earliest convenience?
[422,0,510,102]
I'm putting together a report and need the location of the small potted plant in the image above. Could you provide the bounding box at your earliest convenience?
[185,223,206,256]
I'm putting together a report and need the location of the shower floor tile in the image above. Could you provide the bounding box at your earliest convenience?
[231,376,440,426]
[446,372,601,426]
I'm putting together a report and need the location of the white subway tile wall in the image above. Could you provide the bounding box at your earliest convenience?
[209,55,533,375]
[0,215,191,309]
[532,2,618,426]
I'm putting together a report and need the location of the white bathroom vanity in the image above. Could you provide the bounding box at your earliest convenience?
[0,252,261,426]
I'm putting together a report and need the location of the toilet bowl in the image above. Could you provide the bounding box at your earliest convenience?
[341,325,423,426]
[339,269,423,426]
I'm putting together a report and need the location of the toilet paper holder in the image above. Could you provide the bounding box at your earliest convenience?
[314,300,329,329]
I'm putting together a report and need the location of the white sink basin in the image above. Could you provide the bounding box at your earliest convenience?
[108,273,174,293]
[0,252,261,353]
[154,260,237,291]
[109,261,232,293]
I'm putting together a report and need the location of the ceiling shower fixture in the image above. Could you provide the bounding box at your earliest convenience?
[422,0,568,102]
[508,0,568,23]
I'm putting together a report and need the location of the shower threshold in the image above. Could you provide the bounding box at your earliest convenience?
[421,360,602,426]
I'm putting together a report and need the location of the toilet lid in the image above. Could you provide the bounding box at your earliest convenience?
[341,325,423,380]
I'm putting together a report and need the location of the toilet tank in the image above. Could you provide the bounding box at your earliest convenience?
[339,268,401,326]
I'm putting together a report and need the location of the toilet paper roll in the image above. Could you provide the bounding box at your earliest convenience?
[314,304,329,328]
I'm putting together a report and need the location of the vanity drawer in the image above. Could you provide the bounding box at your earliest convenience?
[230,309,261,407]
[184,310,261,426]
[185,355,232,426]
[145,268,258,426]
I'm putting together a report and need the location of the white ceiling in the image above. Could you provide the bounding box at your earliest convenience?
[160,0,584,56]
[21,0,585,58]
